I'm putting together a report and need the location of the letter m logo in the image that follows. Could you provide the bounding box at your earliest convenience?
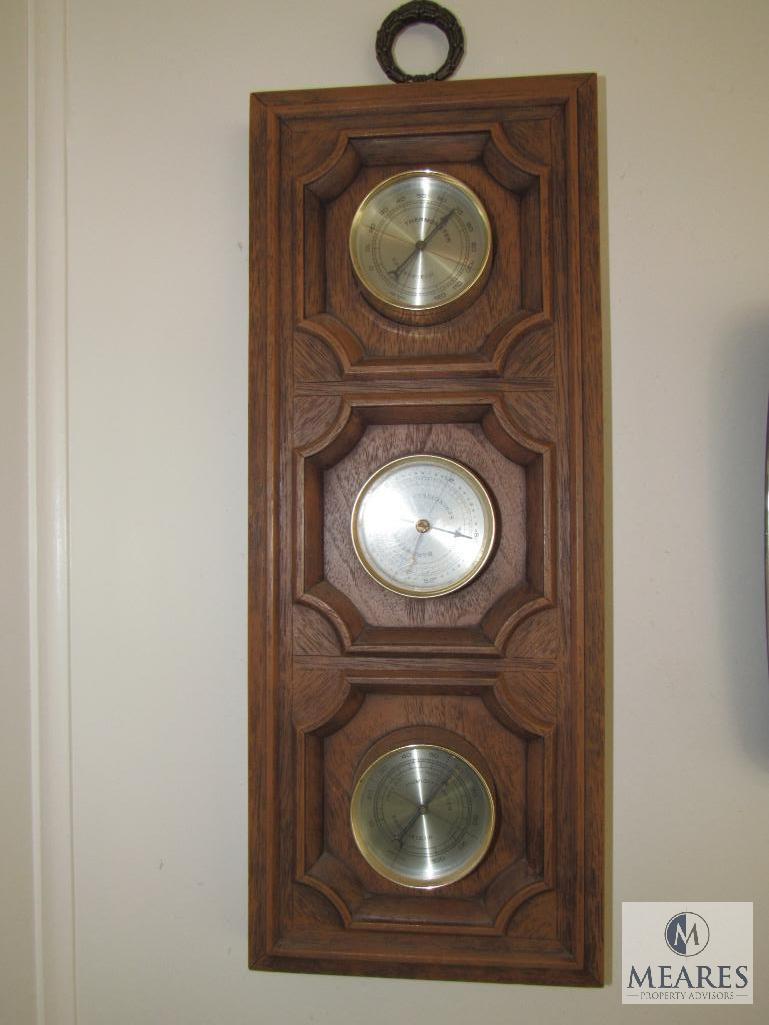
[665,912,706,955]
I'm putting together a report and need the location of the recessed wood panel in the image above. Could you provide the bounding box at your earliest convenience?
[324,422,526,628]
[321,158,527,359]
[249,73,604,985]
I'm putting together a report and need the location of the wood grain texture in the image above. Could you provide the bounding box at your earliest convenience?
[249,74,604,985]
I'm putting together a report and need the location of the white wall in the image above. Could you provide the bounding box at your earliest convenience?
[0,1,36,1023]
[18,0,769,1022]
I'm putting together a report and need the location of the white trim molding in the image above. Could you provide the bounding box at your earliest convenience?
[29,0,77,1021]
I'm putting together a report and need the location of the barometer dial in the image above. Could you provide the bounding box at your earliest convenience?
[350,744,495,888]
[349,169,492,321]
[350,454,496,598]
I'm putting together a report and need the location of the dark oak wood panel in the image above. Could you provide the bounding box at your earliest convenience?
[249,73,604,985]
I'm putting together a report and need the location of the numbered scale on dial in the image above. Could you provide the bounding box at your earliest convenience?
[349,169,493,322]
[350,744,496,888]
[350,454,496,598]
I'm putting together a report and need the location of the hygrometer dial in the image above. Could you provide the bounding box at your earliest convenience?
[349,170,492,322]
[350,454,496,598]
[350,744,496,889]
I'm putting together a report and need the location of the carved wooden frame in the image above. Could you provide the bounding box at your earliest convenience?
[296,395,554,655]
[249,74,604,985]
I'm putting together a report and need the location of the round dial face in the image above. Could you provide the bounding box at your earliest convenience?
[350,454,496,598]
[350,744,495,888]
[349,170,492,317]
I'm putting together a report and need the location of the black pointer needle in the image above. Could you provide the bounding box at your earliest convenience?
[388,208,458,282]
[394,805,425,849]
[387,245,420,285]
[430,525,474,540]
[394,769,454,848]
[420,207,460,251]
[422,770,455,810]
[398,517,473,541]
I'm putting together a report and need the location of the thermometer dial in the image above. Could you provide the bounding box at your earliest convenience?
[349,170,492,322]
[350,744,496,889]
[350,454,496,598]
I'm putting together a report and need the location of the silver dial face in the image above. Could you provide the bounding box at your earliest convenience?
[349,170,492,314]
[350,454,496,598]
[350,744,495,889]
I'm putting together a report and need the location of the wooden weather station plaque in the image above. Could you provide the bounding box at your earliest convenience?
[248,11,604,984]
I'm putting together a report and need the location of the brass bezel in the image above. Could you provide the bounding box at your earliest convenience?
[348,169,493,322]
[349,743,496,890]
[349,453,497,599]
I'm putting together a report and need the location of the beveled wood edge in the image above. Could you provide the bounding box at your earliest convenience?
[293,393,557,657]
[248,90,282,965]
[296,309,553,380]
[250,73,596,119]
[576,73,605,986]
[250,947,600,987]
[296,865,553,938]
[293,674,558,939]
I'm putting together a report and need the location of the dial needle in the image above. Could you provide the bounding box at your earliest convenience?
[398,517,473,541]
[387,208,458,283]
[420,208,459,251]
[430,525,473,540]
[387,247,419,284]
[422,770,455,810]
[394,769,455,848]
[394,805,425,848]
